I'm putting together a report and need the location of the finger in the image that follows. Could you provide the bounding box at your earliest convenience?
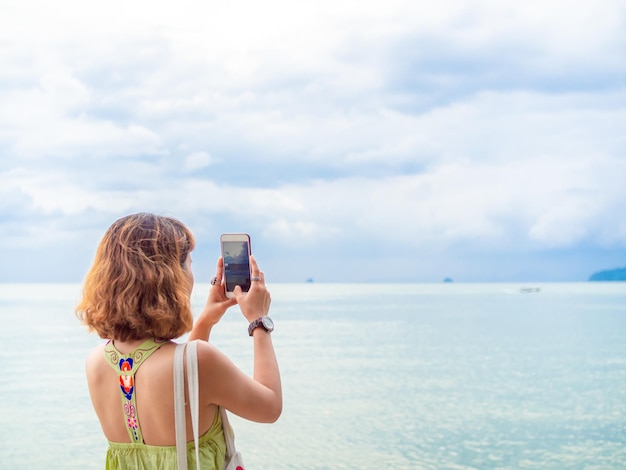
[215,257,224,281]
[209,258,224,288]
[250,270,265,287]
[233,285,243,302]
[249,256,265,287]
[249,255,260,277]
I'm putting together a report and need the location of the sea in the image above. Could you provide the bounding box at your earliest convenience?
[0,282,625,469]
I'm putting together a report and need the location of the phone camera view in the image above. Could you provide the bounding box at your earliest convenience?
[223,241,251,293]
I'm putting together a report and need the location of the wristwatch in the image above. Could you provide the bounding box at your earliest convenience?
[248,316,275,336]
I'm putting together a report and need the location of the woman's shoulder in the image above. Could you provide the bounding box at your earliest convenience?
[86,342,106,364]
[192,340,235,376]
[194,339,226,360]
[85,343,109,384]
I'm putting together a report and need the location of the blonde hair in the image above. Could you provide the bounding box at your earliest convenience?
[76,213,195,341]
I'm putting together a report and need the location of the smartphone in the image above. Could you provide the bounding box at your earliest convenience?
[220,233,252,298]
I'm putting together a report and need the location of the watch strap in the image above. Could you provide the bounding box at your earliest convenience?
[248,317,273,336]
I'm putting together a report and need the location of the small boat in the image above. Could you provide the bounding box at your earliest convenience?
[520,287,541,293]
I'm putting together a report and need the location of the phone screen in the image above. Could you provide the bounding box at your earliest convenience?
[222,240,251,293]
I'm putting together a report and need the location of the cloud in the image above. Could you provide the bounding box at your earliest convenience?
[0,0,625,281]
[183,152,216,172]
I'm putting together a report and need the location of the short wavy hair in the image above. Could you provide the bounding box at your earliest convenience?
[76,213,196,341]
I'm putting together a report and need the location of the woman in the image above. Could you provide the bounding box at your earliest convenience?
[76,213,282,469]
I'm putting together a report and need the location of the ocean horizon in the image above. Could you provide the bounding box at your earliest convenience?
[1,281,625,469]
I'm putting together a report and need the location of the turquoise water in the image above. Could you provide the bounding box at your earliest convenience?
[0,282,625,469]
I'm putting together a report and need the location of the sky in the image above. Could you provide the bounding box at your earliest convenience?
[1,0,625,283]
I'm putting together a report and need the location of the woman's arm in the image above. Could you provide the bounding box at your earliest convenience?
[198,255,282,422]
[198,339,282,423]
[188,257,237,342]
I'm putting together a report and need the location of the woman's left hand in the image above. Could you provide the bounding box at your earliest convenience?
[189,257,237,341]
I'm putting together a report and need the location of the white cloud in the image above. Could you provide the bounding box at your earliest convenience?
[12,119,164,159]
[183,152,216,172]
[1,0,625,281]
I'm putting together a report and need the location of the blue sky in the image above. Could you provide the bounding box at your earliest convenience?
[1,0,625,283]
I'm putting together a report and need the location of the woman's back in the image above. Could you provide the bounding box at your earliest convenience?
[86,339,226,469]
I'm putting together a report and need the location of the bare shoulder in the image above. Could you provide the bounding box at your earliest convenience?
[194,340,237,374]
[86,343,106,362]
[195,339,223,362]
[85,343,107,379]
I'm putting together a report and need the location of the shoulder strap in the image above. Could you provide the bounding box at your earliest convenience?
[174,341,242,470]
[174,341,201,470]
[220,407,240,463]
[174,343,188,470]
[186,341,201,469]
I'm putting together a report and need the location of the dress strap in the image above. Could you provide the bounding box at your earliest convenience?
[103,338,167,443]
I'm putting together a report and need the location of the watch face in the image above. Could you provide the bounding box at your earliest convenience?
[262,316,274,330]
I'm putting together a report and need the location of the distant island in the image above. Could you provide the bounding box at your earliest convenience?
[589,267,626,281]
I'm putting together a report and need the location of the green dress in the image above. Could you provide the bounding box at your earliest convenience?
[103,339,227,470]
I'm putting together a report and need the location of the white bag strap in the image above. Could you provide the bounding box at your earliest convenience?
[220,406,237,459]
[173,343,187,470]
[177,341,241,469]
[186,340,201,469]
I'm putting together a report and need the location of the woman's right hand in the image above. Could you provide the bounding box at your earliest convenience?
[234,255,271,322]
[188,257,237,341]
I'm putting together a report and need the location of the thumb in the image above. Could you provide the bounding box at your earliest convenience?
[233,285,243,302]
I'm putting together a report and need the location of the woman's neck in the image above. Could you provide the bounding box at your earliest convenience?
[112,337,151,354]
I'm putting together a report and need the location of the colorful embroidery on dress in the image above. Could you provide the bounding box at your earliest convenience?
[103,339,165,444]
[118,358,139,440]
[119,358,134,400]
[123,401,139,441]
